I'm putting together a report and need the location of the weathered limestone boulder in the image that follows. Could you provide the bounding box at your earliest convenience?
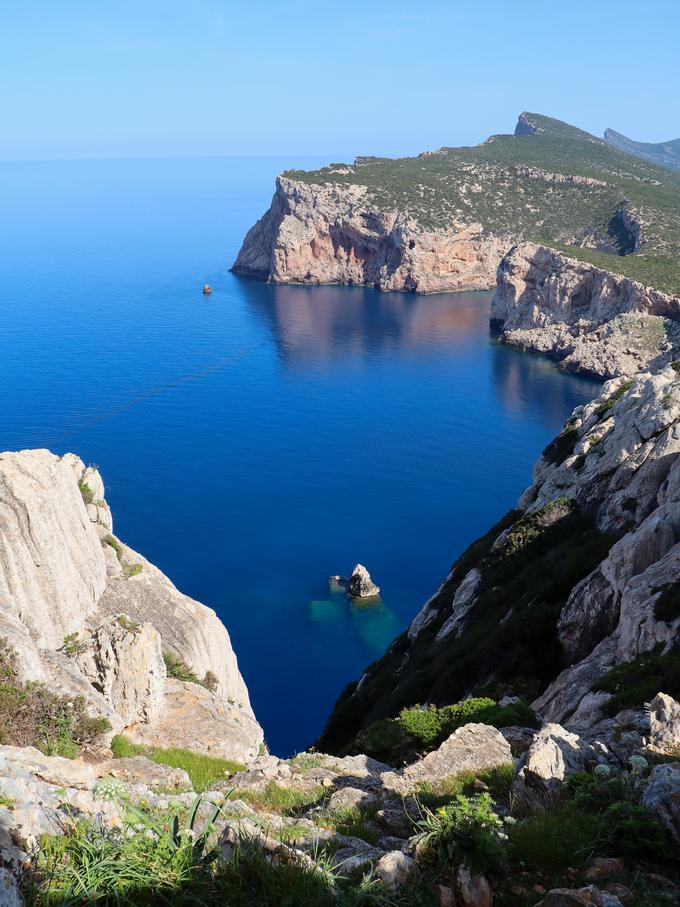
[648,693,680,753]
[375,850,415,885]
[77,615,166,726]
[126,678,263,763]
[513,724,595,805]
[347,564,381,600]
[455,865,492,907]
[382,724,512,795]
[95,756,192,792]
[642,763,680,842]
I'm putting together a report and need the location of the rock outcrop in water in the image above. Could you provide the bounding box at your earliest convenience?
[491,242,680,378]
[0,449,263,762]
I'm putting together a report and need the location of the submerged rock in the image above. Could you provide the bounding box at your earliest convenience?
[347,564,381,600]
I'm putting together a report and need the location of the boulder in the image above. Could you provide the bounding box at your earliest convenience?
[327,786,376,812]
[95,756,192,792]
[455,865,492,907]
[513,723,595,806]
[648,692,680,753]
[642,763,680,842]
[347,564,381,600]
[381,724,512,795]
[375,850,415,885]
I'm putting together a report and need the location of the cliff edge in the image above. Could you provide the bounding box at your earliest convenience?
[0,449,263,762]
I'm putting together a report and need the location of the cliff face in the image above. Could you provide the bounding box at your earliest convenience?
[317,366,680,754]
[233,111,680,298]
[0,449,263,762]
[491,242,680,378]
[233,177,510,293]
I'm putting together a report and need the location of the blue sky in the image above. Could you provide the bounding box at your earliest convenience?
[2,0,678,161]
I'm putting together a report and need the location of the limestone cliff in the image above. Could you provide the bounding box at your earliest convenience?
[0,449,263,762]
[491,242,680,378]
[234,111,680,296]
[318,367,680,754]
[233,176,509,293]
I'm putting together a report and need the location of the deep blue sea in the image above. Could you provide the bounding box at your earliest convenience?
[0,157,601,755]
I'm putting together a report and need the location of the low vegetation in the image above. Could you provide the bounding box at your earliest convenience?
[111,734,244,792]
[0,638,109,758]
[594,650,680,715]
[239,781,327,816]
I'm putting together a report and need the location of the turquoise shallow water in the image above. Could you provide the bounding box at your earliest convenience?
[0,157,602,755]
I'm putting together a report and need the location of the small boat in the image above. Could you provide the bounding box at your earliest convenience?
[202,284,213,295]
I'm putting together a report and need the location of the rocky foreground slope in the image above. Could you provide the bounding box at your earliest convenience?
[233,112,680,297]
[491,242,680,378]
[0,449,262,762]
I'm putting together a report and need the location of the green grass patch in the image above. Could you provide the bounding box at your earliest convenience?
[110,734,244,792]
[239,782,327,816]
[416,764,515,810]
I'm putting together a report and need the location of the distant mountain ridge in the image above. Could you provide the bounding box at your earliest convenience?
[604,127,680,172]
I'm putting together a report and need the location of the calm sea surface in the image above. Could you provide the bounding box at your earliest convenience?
[0,157,601,754]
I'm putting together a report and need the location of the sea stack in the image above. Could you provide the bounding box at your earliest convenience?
[347,564,381,600]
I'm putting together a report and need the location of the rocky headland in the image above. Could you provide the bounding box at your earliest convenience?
[233,112,680,299]
[491,242,680,378]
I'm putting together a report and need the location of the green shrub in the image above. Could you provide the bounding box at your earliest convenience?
[593,651,680,714]
[565,773,631,813]
[62,632,85,657]
[125,563,143,578]
[104,534,122,561]
[601,801,670,862]
[414,793,506,875]
[399,698,538,751]
[595,380,633,418]
[542,426,579,465]
[354,718,407,761]
[653,580,680,623]
[202,671,218,693]
[110,735,244,792]
[78,480,95,505]
[507,804,602,875]
[0,639,110,758]
[163,652,201,685]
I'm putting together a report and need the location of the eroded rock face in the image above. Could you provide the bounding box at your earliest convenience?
[77,615,166,726]
[232,177,511,294]
[0,448,263,762]
[491,242,680,378]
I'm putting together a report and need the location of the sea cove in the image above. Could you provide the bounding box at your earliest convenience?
[0,156,601,755]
